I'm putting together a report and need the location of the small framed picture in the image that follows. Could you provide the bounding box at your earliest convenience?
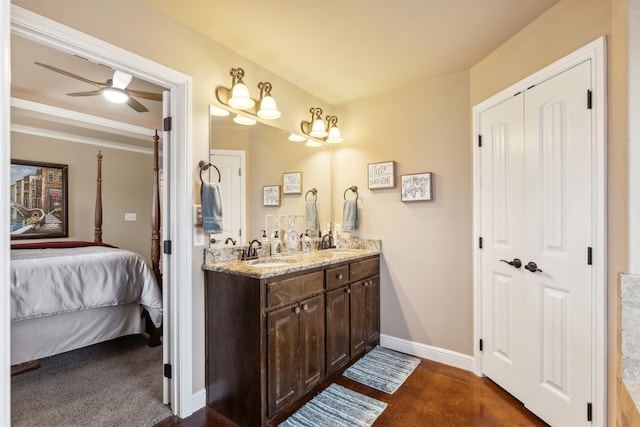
[283,171,302,194]
[263,185,281,206]
[401,172,433,202]
[368,161,395,189]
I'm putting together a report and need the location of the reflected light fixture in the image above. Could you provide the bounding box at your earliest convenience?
[305,139,323,147]
[300,107,344,143]
[215,67,281,121]
[288,133,307,142]
[209,105,230,117]
[233,114,256,126]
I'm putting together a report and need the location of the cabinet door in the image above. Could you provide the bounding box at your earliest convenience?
[267,304,300,417]
[365,275,380,349]
[325,286,350,374]
[299,294,325,393]
[350,281,367,357]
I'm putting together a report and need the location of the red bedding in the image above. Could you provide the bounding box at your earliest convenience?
[11,241,118,250]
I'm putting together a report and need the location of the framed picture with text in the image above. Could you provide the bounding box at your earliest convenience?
[283,171,302,194]
[401,172,433,202]
[263,185,281,206]
[368,161,395,189]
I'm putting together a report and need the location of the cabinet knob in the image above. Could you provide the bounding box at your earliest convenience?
[346,288,351,294]
[337,273,343,280]
[302,303,309,311]
[294,306,301,314]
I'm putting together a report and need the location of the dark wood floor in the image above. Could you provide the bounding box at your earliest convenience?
[155,356,549,427]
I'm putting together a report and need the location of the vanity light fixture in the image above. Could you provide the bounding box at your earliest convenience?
[305,139,323,147]
[288,133,307,142]
[209,105,230,117]
[300,107,344,143]
[216,67,281,120]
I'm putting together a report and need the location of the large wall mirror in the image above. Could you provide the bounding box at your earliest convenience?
[209,110,333,245]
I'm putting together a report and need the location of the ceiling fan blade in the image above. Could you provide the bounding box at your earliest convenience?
[127,89,163,102]
[126,96,149,113]
[67,90,103,97]
[35,62,106,89]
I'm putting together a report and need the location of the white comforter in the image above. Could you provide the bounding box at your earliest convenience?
[10,246,163,327]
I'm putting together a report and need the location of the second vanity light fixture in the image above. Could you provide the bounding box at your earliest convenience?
[300,107,344,144]
[215,67,282,122]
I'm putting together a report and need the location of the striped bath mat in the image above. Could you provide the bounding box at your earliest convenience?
[279,383,386,427]
[343,346,420,394]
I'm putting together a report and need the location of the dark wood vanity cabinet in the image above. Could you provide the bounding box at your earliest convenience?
[204,254,379,427]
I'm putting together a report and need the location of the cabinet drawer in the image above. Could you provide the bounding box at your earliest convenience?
[326,265,350,290]
[267,271,324,308]
[350,257,379,282]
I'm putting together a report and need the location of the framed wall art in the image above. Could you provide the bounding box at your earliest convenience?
[283,171,302,194]
[10,159,69,239]
[401,172,433,202]
[368,161,395,189]
[263,185,281,206]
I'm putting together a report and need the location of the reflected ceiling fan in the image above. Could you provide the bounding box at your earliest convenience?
[35,61,163,113]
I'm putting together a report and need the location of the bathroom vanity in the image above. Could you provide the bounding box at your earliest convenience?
[203,247,381,427]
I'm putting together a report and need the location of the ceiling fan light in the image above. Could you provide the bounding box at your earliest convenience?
[326,126,344,143]
[102,87,129,104]
[309,118,328,138]
[257,95,281,119]
[233,114,256,126]
[228,82,255,110]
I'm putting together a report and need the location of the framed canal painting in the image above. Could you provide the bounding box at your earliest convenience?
[10,159,69,239]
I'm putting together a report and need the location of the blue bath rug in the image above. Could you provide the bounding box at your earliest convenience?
[278,383,387,427]
[343,346,420,394]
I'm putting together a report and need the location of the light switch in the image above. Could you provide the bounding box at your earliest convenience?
[193,205,202,225]
[125,213,137,222]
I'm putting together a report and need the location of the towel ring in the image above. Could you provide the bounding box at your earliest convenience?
[305,188,318,202]
[344,185,358,201]
[199,160,221,183]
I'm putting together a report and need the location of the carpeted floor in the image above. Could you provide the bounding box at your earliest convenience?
[11,334,172,427]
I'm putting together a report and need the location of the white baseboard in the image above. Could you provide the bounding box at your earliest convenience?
[380,334,475,372]
[189,388,206,416]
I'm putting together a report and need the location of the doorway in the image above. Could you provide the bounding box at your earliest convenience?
[473,38,606,426]
[3,4,194,422]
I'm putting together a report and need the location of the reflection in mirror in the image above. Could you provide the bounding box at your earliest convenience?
[209,109,332,246]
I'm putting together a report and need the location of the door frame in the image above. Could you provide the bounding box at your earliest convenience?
[3,4,195,420]
[472,37,607,426]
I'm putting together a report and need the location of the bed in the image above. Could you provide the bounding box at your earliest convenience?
[10,132,163,367]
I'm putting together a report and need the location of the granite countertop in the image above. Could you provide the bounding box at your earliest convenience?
[202,248,380,279]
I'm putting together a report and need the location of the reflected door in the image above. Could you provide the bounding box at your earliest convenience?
[210,149,246,245]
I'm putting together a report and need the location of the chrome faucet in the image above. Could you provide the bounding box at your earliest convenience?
[319,233,335,250]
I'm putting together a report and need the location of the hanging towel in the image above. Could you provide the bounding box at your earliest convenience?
[343,199,358,232]
[305,201,319,232]
[201,181,223,234]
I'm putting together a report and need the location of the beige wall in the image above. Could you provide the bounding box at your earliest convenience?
[471,1,626,425]
[335,69,473,354]
[11,132,154,262]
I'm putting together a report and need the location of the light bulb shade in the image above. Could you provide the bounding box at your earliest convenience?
[309,118,328,138]
[257,95,281,119]
[228,82,255,110]
[305,139,323,147]
[288,133,307,142]
[326,126,344,143]
[102,87,129,103]
[233,114,256,125]
[209,105,230,117]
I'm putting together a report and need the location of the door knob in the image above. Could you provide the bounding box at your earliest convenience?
[525,261,543,273]
[500,258,522,268]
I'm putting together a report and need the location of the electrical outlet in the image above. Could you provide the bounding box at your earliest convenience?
[194,227,205,246]
[124,212,137,222]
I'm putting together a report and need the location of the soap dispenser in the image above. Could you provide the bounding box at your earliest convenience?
[303,230,312,253]
[271,230,282,256]
[261,230,270,255]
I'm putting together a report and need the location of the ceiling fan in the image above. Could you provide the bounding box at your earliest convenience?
[35,62,163,113]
